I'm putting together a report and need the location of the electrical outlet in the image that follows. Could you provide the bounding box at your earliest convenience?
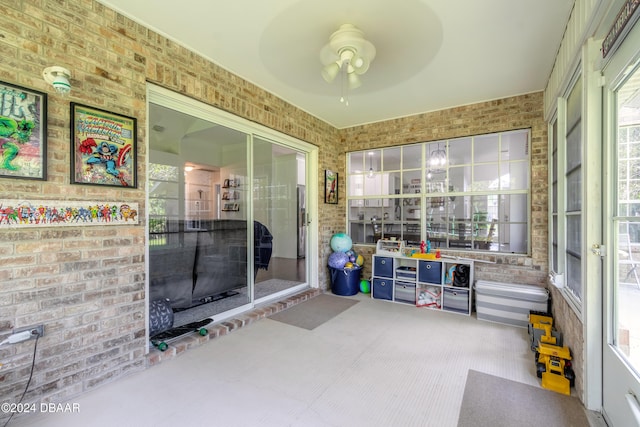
[13,324,44,339]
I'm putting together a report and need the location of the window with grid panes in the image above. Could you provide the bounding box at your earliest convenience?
[346,129,530,253]
[564,75,583,303]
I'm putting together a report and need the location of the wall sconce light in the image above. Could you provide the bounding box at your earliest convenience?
[42,66,71,96]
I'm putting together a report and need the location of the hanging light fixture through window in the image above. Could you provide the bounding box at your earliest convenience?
[367,152,375,178]
[427,144,446,179]
[320,24,376,106]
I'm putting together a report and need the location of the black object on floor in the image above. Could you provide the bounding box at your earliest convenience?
[149,298,174,336]
[150,318,213,352]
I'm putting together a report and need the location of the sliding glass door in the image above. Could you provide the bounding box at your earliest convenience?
[253,137,307,300]
[147,86,314,332]
[148,103,252,324]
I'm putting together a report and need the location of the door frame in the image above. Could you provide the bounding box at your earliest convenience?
[601,18,640,425]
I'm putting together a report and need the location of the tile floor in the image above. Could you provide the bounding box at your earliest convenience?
[9,291,605,427]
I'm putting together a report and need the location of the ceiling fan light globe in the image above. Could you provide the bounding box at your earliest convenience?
[319,43,339,66]
[352,54,370,75]
[348,73,362,89]
[322,62,340,83]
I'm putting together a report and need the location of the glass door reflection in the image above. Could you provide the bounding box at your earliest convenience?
[148,103,251,326]
[253,137,307,300]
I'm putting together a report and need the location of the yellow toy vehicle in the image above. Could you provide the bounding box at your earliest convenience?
[535,342,575,395]
[528,311,562,351]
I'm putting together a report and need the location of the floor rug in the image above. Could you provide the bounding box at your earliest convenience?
[268,293,358,330]
[457,369,588,427]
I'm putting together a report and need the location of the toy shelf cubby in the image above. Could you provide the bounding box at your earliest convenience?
[371,254,473,316]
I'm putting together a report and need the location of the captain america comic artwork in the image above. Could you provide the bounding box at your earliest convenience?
[71,103,137,187]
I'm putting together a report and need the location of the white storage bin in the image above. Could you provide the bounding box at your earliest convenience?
[475,280,549,328]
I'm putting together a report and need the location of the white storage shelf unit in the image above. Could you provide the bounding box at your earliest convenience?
[371,255,473,316]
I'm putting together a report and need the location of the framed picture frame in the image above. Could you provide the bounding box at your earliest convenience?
[0,81,47,180]
[222,202,239,212]
[324,169,338,204]
[70,103,137,188]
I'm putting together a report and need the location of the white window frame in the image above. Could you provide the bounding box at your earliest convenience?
[548,37,605,327]
[346,129,531,254]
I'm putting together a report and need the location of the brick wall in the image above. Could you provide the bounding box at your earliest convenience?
[0,0,560,418]
[340,93,549,285]
[547,286,585,402]
[0,0,336,419]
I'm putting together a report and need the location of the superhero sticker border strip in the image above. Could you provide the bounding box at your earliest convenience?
[0,200,139,227]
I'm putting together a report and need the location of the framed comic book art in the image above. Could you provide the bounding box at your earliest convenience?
[0,81,47,180]
[70,103,137,188]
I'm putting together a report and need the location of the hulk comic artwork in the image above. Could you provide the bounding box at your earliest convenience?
[0,116,36,170]
[0,84,45,179]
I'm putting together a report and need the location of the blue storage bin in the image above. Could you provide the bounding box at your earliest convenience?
[418,260,442,283]
[373,256,394,278]
[372,278,393,300]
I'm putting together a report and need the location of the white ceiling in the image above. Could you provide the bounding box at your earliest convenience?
[98,0,575,129]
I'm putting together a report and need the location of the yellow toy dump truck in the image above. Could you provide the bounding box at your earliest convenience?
[528,311,563,351]
[529,311,574,395]
[535,341,575,395]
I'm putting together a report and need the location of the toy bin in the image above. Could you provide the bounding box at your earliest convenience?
[418,260,442,283]
[329,266,362,296]
[394,281,416,304]
[443,287,470,313]
[373,256,394,278]
[475,280,549,328]
[372,278,393,300]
